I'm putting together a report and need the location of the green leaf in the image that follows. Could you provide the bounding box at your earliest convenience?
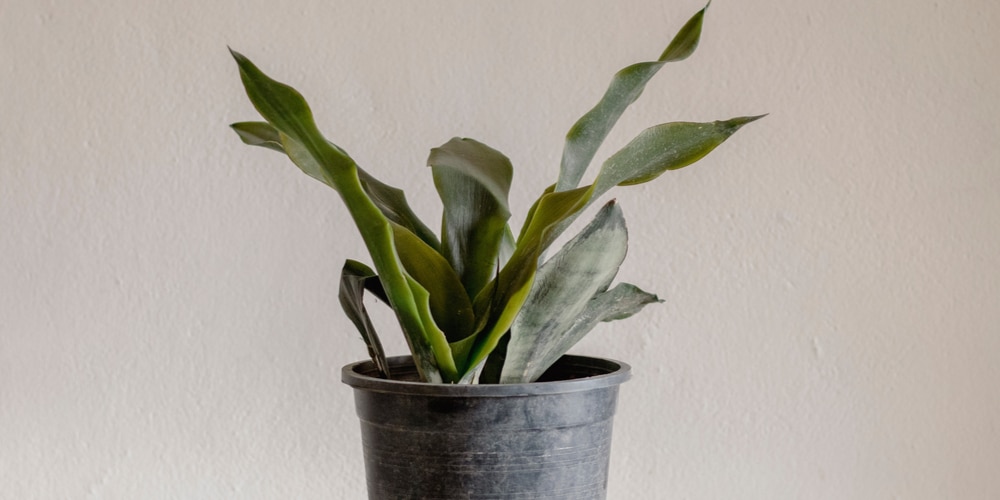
[429,137,513,300]
[555,2,709,192]
[462,184,594,375]
[232,121,285,152]
[231,121,440,250]
[359,169,441,251]
[231,49,456,382]
[593,115,766,198]
[338,260,391,379]
[404,274,459,379]
[501,201,630,383]
[658,0,711,62]
[542,114,764,253]
[391,221,475,347]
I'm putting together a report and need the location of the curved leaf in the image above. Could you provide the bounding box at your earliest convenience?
[429,137,513,300]
[231,50,456,382]
[542,114,764,253]
[462,184,594,374]
[593,115,766,198]
[361,171,441,251]
[658,0,711,62]
[338,260,391,379]
[231,121,440,250]
[555,2,709,192]
[391,221,474,347]
[232,121,285,152]
[501,201,629,383]
[404,274,459,379]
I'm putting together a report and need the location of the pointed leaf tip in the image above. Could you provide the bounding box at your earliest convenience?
[594,113,766,192]
[555,4,716,193]
[228,47,245,63]
[658,2,710,62]
[718,114,768,134]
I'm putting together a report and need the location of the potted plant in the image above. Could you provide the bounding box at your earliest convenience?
[230,3,761,498]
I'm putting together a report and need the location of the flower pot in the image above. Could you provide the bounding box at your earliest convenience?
[341,355,631,499]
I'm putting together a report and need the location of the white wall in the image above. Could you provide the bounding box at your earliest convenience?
[3,0,998,498]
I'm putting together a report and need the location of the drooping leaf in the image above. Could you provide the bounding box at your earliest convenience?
[508,283,661,383]
[338,260,391,379]
[231,50,456,382]
[592,115,766,199]
[555,2,709,192]
[429,137,513,300]
[501,201,630,383]
[231,121,440,250]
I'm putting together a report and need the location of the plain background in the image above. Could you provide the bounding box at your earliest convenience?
[2,0,999,498]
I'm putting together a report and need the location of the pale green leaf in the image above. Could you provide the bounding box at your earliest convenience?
[555,2,709,192]
[593,115,766,199]
[591,283,661,322]
[505,282,660,384]
[501,201,629,383]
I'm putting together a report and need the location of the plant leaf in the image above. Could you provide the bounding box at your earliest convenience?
[462,184,594,374]
[542,114,764,254]
[501,201,629,383]
[232,121,285,152]
[391,221,475,348]
[593,115,766,199]
[404,274,458,379]
[590,283,661,322]
[338,260,391,379]
[231,49,456,382]
[361,170,441,251]
[231,121,440,250]
[509,283,661,383]
[429,137,513,300]
[658,0,711,62]
[555,2,709,192]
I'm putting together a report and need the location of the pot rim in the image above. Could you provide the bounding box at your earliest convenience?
[342,354,631,397]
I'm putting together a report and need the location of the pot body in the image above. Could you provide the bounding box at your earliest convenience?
[342,355,630,500]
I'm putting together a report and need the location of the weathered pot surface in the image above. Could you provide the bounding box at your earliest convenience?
[342,355,631,500]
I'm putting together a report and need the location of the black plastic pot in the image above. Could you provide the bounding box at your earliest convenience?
[342,355,630,500]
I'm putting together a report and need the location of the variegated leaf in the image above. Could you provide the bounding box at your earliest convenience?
[501,201,629,383]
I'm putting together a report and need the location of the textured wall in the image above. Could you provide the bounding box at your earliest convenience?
[2,0,999,498]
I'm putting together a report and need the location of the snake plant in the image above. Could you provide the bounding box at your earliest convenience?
[230,3,762,384]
